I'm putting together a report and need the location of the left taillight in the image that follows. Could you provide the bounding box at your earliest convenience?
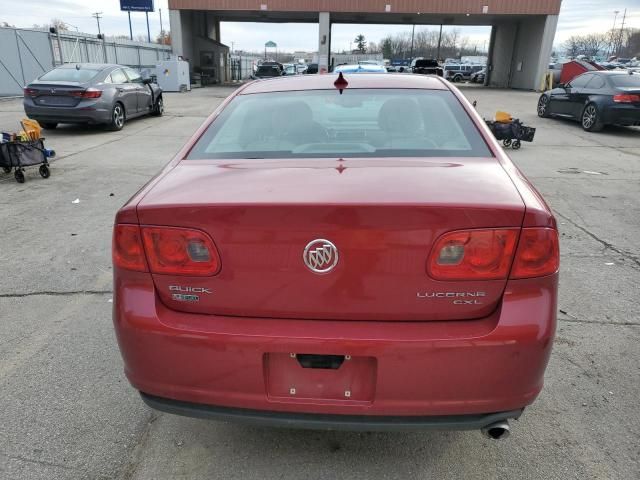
[113,224,147,272]
[141,226,221,276]
[23,87,38,97]
[113,225,221,276]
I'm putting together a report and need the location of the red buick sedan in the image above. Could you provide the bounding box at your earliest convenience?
[113,74,559,439]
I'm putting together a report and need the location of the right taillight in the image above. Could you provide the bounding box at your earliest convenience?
[70,88,103,99]
[23,87,38,97]
[428,227,559,281]
[428,229,519,281]
[510,227,559,279]
[613,94,640,103]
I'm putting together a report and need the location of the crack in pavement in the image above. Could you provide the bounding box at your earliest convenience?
[0,451,77,471]
[555,211,640,269]
[118,411,160,480]
[0,290,112,298]
[559,317,640,327]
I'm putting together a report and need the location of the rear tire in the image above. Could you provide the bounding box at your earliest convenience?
[581,103,604,132]
[107,103,125,131]
[2,167,11,174]
[15,170,25,183]
[41,122,58,130]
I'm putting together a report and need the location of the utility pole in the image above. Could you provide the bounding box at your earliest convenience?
[409,24,415,63]
[159,8,164,44]
[128,12,133,40]
[617,8,627,57]
[91,12,103,36]
[609,10,619,57]
[436,24,443,61]
[145,11,151,43]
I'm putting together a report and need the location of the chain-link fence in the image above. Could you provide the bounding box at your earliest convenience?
[230,55,262,80]
[0,27,172,96]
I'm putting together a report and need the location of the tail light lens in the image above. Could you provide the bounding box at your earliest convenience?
[24,87,38,97]
[511,228,559,279]
[141,226,221,276]
[613,94,640,103]
[70,88,102,99]
[428,227,559,281]
[428,229,519,280]
[113,225,147,272]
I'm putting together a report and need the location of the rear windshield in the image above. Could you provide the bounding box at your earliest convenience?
[39,67,102,83]
[257,66,280,75]
[416,60,438,67]
[187,89,491,159]
[610,74,640,88]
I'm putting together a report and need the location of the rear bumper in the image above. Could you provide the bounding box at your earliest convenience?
[114,272,557,422]
[603,105,640,126]
[24,102,111,125]
[141,392,523,431]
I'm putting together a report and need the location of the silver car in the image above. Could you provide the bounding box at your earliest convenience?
[23,63,163,131]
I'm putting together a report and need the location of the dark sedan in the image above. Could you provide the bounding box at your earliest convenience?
[537,71,640,131]
[24,64,163,131]
[251,65,283,79]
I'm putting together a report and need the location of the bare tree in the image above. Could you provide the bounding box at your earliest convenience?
[50,18,69,31]
[581,33,608,57]
[563,36,581,58]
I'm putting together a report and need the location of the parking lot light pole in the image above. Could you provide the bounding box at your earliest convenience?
[437,24,443,61]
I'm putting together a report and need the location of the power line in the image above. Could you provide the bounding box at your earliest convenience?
[91,12,103,36]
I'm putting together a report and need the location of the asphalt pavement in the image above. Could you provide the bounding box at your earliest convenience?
[0,84,638,480]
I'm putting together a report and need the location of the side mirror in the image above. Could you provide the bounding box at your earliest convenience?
[142,78,152,85]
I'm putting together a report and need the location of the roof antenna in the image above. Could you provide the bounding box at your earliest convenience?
[334,72,348,94]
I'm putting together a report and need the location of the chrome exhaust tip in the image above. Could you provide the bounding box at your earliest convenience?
[481,420,510,440]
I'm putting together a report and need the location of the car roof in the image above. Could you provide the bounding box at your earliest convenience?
[241,73,448,94]
[56,63,119,70]
[334,64,386,73]
[590,70,637,76]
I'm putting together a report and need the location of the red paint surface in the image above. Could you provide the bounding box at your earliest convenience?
[113,74,558,418]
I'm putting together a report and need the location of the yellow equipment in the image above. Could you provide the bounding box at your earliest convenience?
[19,119,43,141]
[495,111,513,123]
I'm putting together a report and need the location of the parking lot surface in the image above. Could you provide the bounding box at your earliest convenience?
[0,85,638,480]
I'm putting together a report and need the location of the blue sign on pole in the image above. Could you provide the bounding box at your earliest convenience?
[120,0,155,12]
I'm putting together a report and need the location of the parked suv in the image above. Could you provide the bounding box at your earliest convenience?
[412,59,444,76]
[445,65,484,83]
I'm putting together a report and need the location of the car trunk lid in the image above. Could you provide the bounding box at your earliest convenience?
[27,82,88,107]
[137,158,525,321]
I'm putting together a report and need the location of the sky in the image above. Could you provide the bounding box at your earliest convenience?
[0,0,638,51]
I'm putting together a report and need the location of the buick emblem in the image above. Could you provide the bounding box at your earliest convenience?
[303,239,339,274]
